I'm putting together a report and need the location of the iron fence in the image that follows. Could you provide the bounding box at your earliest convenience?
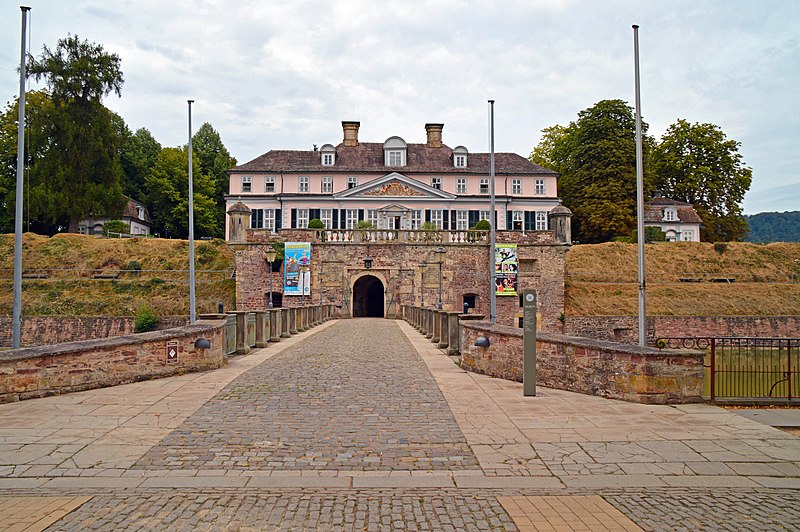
[656,337,799,402]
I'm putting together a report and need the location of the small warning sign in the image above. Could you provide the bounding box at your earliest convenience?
[166,341,179,364]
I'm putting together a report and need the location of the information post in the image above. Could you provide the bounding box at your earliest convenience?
[523,289,537,397]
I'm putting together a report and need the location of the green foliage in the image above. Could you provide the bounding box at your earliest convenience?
[124,260,141,272]
[192,123,237,233]
[744,211,800,243]
[473,219,491,231]
[530,99,656,243]
[356,220,374,229]
[134,306,159,333]
[421,222,438,231]
[652,119,752,242]
[102,220,130,236]
[26,35,126,232]
[307,218,325,229]
[714,242,729,254]
[145,146,219,238]
[622,226,666,244]
[120,127,161,201]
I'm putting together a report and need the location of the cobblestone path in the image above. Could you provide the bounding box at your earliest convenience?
[134,319,479,471]
[48,490,516,531]
[606,488,800,531]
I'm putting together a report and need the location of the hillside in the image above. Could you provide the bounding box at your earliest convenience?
[0,233,235,316]
[744,211,800,243]
[566,242,800,316]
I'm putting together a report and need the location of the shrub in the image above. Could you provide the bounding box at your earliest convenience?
[356,220,374,229]
[421,222,438,231]
[474,219,491,231]
[714,242,728,254]
[308,218,324,229]
[134,306,160,333]
[103,220,130,236]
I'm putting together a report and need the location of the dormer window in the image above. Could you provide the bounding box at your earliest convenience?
[453,146,468,168]
[663,208,677,222]
[383,136,407,167]
[320,144,335,166]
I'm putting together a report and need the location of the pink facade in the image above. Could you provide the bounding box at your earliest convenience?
[226,121,562,239]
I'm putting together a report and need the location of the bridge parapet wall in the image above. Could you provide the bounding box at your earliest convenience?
[0,320,226,404]
[459,320,703,404]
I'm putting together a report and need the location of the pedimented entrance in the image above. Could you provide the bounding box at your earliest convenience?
[352,275,385,317]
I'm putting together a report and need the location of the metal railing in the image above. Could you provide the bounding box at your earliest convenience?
[656,337,799,402]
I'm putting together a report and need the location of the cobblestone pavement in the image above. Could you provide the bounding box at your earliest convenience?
[10,487,797,531]
[605,488,800,531]
[134,319,479,471]
[46,489,516,531]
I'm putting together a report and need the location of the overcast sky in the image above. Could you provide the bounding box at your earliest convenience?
[2,0,798,214]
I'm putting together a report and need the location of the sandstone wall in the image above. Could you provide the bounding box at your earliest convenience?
[235,229,567,330]
[0,320,226,403]
[0,316,188,349]
[459,320,704,404]
[564,316,800,343]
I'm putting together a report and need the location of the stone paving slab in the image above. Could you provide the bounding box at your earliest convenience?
[499,495,642,532]
[396,320,800,483]
[0,495,91,532]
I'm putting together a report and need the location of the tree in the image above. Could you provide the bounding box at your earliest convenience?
[120,127,161,201]
[530,99,656,243]
[192,122,236,232]
[26,35,126,232]
[652,119,752,241]
[0,91,64,234]
[145,146,219,238]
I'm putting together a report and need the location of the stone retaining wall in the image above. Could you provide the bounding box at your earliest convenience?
[0,320,226,403]
[0,316,188,349]
[459,321,704,404]
[564,315,800,343]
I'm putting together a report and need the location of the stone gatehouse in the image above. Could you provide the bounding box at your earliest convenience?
[229,205,571,332]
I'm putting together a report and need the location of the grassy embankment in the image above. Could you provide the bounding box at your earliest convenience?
[0,233,235,316]
[565,242,800,316]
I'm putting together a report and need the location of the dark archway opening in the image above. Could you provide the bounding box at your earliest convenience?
[352,275,384,317]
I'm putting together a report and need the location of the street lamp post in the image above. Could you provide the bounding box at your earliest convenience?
[434,247,445,310]
[264,247,277,309]
[299,264,309,306]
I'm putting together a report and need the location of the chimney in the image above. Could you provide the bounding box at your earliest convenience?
[425,123,444,148]
[342,121,360,147]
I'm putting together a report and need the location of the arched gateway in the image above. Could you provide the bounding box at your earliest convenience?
[352,275,385,318]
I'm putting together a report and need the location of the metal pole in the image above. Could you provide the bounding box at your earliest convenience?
[421,266,425,307]
[488,100,497,324]
[12,6,31,350]
[633,25,647,346]
[268,270,274,309]
[187,100,197,323]
[438,260,443,310]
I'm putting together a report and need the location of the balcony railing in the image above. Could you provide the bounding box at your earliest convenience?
[314,229,490,244]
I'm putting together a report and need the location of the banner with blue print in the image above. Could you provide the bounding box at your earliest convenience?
[283,242,312,296]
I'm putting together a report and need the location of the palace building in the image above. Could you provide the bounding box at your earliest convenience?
[226,121,562,236]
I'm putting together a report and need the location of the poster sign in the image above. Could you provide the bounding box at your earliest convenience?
[284,242,312,296]
[495,244,518,296]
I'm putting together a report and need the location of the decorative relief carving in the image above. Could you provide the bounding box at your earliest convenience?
[364,182,424,197]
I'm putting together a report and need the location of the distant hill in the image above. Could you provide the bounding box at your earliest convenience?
[744,211,800,243]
